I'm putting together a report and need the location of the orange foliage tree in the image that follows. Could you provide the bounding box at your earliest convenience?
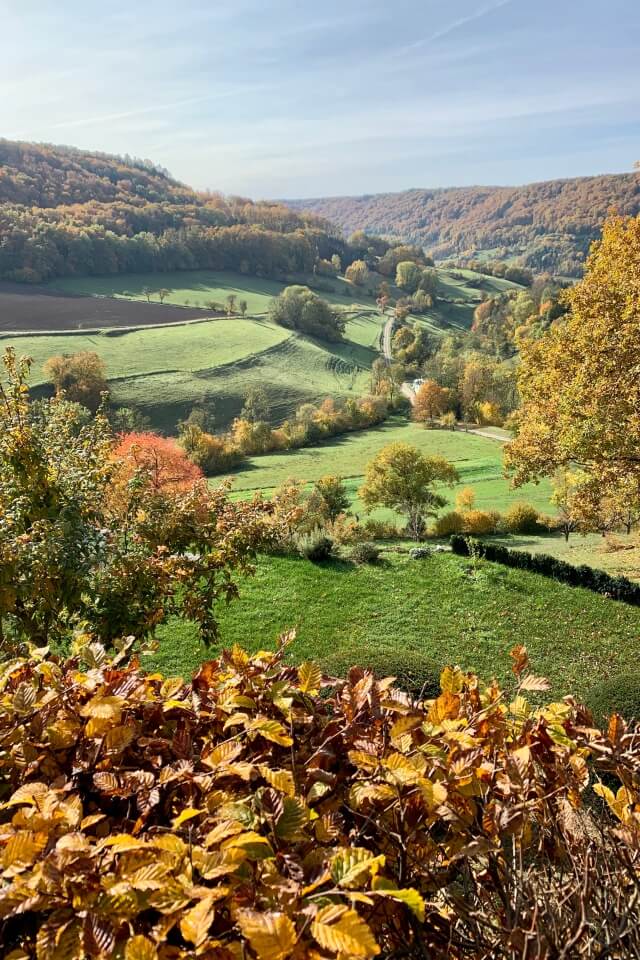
[113,433,203,494]
[413,380,453,422]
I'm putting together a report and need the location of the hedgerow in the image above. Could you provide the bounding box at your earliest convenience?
[450,535,640,605]
[1,639,639,958]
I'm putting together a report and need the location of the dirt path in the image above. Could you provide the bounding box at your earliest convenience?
[382,316,416,403]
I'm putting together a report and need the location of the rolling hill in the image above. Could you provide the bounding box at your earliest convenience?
[288,173,640,276]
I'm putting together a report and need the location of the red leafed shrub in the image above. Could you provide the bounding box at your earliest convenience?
[1,641,639,958]
[113,432,203,494]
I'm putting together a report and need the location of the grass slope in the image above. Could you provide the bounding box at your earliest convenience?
[228,419,552,516]
[150,552,638,703]
[3,314,380,432]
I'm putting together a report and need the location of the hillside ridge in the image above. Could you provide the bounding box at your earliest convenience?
[287,172,640,275]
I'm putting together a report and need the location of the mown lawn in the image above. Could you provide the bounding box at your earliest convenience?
[149,551,640,703]
[228,419,553,516]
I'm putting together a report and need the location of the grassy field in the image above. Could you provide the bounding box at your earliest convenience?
[492,531,640,580]
[2,313,382,432]
[228,419,553,516]
[149,551,638,704]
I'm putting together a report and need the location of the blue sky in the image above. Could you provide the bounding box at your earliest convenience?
[2,0,639,197]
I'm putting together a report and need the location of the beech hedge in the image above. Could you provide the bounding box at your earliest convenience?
[450,535,640,605]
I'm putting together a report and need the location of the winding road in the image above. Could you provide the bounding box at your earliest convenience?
[381,315,508,444]
[382,316,416,403]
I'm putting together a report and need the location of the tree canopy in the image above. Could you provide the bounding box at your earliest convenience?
[269,285,345,341]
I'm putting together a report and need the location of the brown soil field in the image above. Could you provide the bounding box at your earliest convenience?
[0,282,213,332]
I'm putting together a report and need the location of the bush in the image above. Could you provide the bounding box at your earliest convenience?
[463,509,501,535]
[362,518,404,540]
[431,510,464,537]
[350,541,381,564]
[410,547,433,560]
[2,643,639,958]
[450,535,640,607]
[295,529,334,562]
[323,647,442,699]
[587,672,640,723]
[502,501,541,534]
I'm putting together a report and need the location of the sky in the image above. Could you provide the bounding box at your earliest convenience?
[2,0,639,198]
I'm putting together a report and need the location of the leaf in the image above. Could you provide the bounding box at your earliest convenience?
[275,797,308,839]
[237,910,297,960]
[223,831,274,860]
[180,893,216,947]
[440,666,463,695]
[103,724,135,754]
[371,878,425,921]
[2,830,47,869]
[510,644,529,677]
[331,848,386,887]
[311,905,380,958]
[160,677,184,699]
[298,661,322,694]
[12,682,37,713]
[172,807,205,829]
[260,765,296,797]
[125,936,158,960]
[249,717,293,747]
[419,779,447,809]
[519,674,551,692]
[79,695,124,720]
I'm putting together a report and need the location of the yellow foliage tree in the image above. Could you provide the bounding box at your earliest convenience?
[506,214,640,494]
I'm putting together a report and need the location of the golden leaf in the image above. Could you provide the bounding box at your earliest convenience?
[298,661,322,695]
[275,797,308,839]
[79,695,124,720]
[331,848,386,887]
[371,878,426,921]
[124,936,158,960]
[160,677,184,699]
[519,674,551,692]
[249,717,293,747]
[311,905,380,958]
[260,766,296,797]
[222,831,274,860]
[237,910,297,960]
[172,807,205,829]
[2,830,47,869]
[103,724,135,755]
[180,893,217,947]
[440,666,463,695]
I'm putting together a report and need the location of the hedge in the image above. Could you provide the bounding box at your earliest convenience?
[450,534,640,606]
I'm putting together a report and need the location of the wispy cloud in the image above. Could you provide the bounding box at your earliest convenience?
[402,0,514,52]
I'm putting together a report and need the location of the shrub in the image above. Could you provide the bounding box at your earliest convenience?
[410,546,433,560]
[362,518,404,540]
[587,671,640,723]
[502,501,541,534]
[323,647,442,699]
[431,510,464,537]
[463,509,501,535]
[1,643,639,958]
[327,512,364,545]
[450,535,640,607]
[350,541,381,564]
[295,529,334,562]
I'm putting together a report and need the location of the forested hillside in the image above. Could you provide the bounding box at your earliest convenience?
[0,139,344,283]
[288,173,640,275]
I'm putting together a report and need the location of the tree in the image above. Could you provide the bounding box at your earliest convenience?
[269,286,345,342]
[413,380,453,423]
[345,259,369,286]
[396,261,423,293]
[359,442,459,540]
[238,299,248,317]
[456,487,476,512]
[226,293,237,315]
[158,288,172,303]
[43,350,109,412]
[310,475,350,522]
[506,214,640,493]
[331,253,342,273]
[241,385,270,424]
[112,432,204,495]
[0,348,272,650]
[142,286,153,302]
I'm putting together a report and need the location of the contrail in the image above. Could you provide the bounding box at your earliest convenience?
[404,0,514,52]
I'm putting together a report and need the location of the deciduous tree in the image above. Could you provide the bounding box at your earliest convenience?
[360,442,459,539]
